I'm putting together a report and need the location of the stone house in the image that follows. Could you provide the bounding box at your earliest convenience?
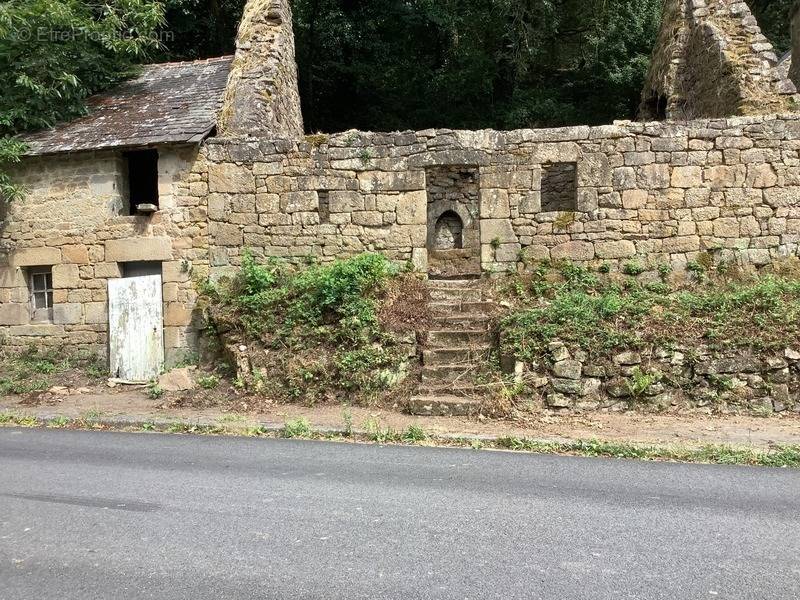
[3,0,800,377]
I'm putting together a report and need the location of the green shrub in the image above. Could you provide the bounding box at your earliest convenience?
[202,252,407,403]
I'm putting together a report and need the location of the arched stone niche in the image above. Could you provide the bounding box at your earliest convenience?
[425,166,481,277]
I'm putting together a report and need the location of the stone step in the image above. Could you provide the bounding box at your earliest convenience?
[405,395,483,417]
[428,287,483,303]
[431,314,492,330]
[415,381,500,398]
[429,301,495,316]
[426,329,496,347]
[425,279,481,288]
[423,347,492,366]
[421,364,478,385]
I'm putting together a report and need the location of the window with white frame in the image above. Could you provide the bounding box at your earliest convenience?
[27,267,54,322]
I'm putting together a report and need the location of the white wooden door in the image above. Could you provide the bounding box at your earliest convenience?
[108,275,164,381]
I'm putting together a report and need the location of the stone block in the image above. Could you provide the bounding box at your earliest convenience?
[480,189,511,219]
[622,190,648,209]
[480,219,517,244]
[671,166,702,188]
[0,266,26,288]
[637,164,670,189]
[61,244,90,264]
[208,162,255,194]
[553,360,582,380]
[519,192,541,214]
[210,222,243,247]
[52,264,80,289]
[713,218,740,238]
[8,324,65,337]
[550,241,595,261]
[595,240,636,259]
[11,247,61,267]
[352,211,384,227]
[281,191,318,213]
[207,193,227,219]
[164,303,193,327]
[329,191,365,213]
[396,191,427,225]
[94,263,122,279]
[411,248,428,272]
[163,261,190,283]
[52,303,82,325]
[358,171,425,192]
[105,237,173,262]
[0,303,29,325]
[84,302,107,324]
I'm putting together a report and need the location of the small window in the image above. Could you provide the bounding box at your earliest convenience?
[433,211,464,250]
[27,267,53,323]
[125,149,159,215]
[318,190,330,224]
[121,261,162,278]
[541,162,577,212]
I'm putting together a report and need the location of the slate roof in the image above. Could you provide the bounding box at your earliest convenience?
[21,56,234,156]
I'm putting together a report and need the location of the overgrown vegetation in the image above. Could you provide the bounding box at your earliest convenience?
[201,252,426,404]
[501,261,800,363]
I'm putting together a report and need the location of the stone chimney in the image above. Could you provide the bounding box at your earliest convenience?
[791,1,800,90]
[218,0,304,138]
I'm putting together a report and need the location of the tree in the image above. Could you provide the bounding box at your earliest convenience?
[0,0,165,201]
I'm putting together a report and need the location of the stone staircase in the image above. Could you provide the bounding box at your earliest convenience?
[406,279,498,416]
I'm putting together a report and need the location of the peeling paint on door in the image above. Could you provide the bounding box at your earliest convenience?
[108,275,164,381]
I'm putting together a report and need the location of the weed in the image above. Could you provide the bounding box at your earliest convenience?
[598,262,611,274]
[622,261,646,276]
[402,424,427,443]
[342,406,353,437]
[490,237,501,250]
[48,416,70,428]
[364,417,399,443]
[626,367,662,398]
[358,148,373,165]
[553,212,576,231]
[197,375,220,390]
[281,417,312,439]
[147,383,164,400]
[657,263,672,279]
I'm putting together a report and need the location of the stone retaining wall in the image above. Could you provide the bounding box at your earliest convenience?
[531,342,800,415]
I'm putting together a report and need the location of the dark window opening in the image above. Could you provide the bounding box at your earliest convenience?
[27,267,53,323]
[433,211,464,250]
[121,261,163,278]
[318,190,330,223]
[125,149,159,215]
[541,162,577,212]
[643,92,668,121]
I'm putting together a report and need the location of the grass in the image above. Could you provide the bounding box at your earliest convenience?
[1,411,798,468]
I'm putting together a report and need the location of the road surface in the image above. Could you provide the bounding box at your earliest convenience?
[1,428,799,599]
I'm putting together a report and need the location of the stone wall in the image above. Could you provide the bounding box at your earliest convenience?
[640,0,798,120]
[4,113,800,365]
[204,114,800,277]
[531,341,800,415]
[0,147,209,363]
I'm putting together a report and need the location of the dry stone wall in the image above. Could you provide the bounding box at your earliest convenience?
[204,114,800,277]
[530,341,800,415]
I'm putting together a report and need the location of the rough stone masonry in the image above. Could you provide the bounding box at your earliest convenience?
[2,0,800,363]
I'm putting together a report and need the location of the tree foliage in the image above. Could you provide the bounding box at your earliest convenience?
[292,0,663,132]
[0,0,165,200]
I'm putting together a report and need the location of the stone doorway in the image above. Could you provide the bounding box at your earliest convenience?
[425,167,480,279]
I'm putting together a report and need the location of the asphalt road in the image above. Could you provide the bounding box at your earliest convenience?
[1,429,799,600]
